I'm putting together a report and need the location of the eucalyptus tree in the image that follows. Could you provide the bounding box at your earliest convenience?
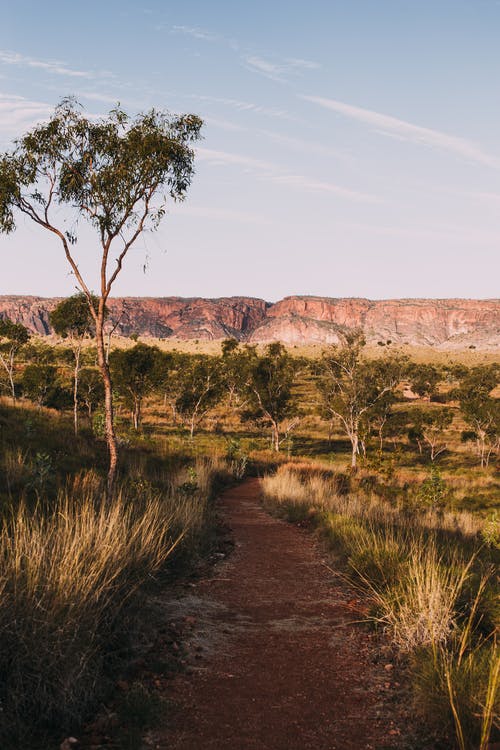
[0,98,203,495]
[78,367,104,423]
[316,331,406,469]
[109,343,163,430]
[175,355,224,439]
[455,365,500,467]
[0,317,30,401]
[242,342,302,452]
[408,406,454,462]
[50,292,98,435]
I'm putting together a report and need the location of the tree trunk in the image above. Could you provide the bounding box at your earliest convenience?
[272,423,280,452]
[351,431,359,470]
[73,346,81,436]
[1,350,17,402]
[96,315,118,498]
[8,364,15,402]
[133,398,141,430]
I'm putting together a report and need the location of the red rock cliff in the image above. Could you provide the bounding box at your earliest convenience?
[0,295,498,349]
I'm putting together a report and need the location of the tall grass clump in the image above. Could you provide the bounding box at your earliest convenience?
[261,462,499,747]
[0,456,230,747]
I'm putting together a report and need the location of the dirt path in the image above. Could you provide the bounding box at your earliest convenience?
[152,478,406,750]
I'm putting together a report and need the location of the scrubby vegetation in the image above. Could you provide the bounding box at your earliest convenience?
[0,398,234,747]
[262,462,499,748]
[0,320,498,746]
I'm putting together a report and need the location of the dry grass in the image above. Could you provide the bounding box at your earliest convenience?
[0,455,231,746]
[261,462,499,747]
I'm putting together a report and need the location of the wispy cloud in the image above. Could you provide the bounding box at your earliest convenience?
[257,129,352,162]
[302,95,500,168]
[187,94,301,123]
[173,204,275,226]
[270,174,381,203]
[171,25,220,42]
[196,147,377,203]
[0,49,113,80]
[244,55,321,82]
[0,93,52,141]
[197,147,276,173]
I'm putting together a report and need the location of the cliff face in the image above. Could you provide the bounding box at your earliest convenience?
[250,297,500,348]
[0,294,498,349]
[0,296,269,341]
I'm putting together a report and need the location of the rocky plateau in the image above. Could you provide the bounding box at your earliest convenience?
[0,295,498,349]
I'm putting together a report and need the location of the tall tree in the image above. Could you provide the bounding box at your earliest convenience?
[316,331,405,469]
[50,292,98,435]
[0,317,30,401]
[0,98,203,495]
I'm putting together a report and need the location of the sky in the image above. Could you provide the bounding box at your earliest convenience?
[1,0,500,301]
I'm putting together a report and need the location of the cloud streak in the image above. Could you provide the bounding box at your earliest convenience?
[171,25,220,42]
[196,147,378,203]
[244,55,321,82]
[0,93,52,141]
[0,49,113,80]
[302,95,500,168]
[187,94,302,124]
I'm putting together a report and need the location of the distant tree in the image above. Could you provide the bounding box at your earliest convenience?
[21,363,59,408]
[408,363,442,401]
[242,342,302,452]
[0,317,30,401]
[454,366,500,467]
[220,339,255,409]
[316,331,406,469]
[78,367,105,423]
[109,343,163,430]
[0,97,203,496]
[175,355,224,439]
[408,406,454,462]
[50,292,98,435]
[368,388,398,455]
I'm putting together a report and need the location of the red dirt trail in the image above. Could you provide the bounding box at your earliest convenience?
[153,478,405,750]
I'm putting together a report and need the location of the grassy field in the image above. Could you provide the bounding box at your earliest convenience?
[0,337,497,748]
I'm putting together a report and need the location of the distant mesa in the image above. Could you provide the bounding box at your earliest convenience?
[0,294,498,349]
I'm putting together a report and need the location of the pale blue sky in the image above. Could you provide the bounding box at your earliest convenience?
[1,0,499,300]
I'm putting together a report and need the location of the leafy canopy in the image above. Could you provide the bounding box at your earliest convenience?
[49,292,99,338]
[0,97,203,301]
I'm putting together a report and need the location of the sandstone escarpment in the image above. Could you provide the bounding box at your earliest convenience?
[249,297,500,348]
[0,295,498,349]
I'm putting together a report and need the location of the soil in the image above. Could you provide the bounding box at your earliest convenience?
[141,478,412,750]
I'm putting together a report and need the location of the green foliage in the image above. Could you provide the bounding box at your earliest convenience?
[417,465,449,509]
[78,367,105,419]
[110,343,165,428]
[0,317,30,347]
[454,366,500,467]
[21,363,68,408]
[0,97,204,493]
[175,355,224,437]
[242,342,302,451]
[0,97,203,241]
[49,292,99,338]
[408,362,442,399]
[317,330,406,467]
